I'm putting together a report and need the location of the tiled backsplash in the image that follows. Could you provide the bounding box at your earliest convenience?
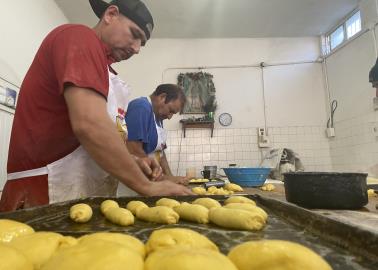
[165,125,332,177]
[329,111,378,175]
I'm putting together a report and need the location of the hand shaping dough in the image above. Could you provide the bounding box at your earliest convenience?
[126,200,148,215]
[40,239,143,270]
[192,187,207,195]
[145,228,219,255]
[173,202,209,224]
[136,206,179,224]
[224,183,244,192]
[155,198,181,208]
[104,207,134,226]
[228,240,332,270]
[145,247,237,270]
[70,203,93,223]
[224,196,256,205]
[100,200,119,214]
[0,219,34,243]
[0,243,33,270]
[7,232,75,269]
[192,198,221,209]
[79,232,145,258]
[209,207,265,231]
[224,203,268,221]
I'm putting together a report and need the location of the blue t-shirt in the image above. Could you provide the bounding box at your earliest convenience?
[125,97,158,154]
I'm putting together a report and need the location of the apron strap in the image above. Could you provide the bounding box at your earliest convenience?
[7,167,48,180]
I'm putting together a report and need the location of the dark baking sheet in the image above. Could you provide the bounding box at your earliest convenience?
[0,195,377,270]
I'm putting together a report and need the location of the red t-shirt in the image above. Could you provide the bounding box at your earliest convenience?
[7,24,114,173]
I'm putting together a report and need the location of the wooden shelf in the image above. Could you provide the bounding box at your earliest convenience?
[180,120,214,137]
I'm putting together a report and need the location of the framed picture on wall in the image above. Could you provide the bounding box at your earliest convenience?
[177,72,216,114]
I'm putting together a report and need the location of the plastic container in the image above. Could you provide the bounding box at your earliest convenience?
[222,167,271,187]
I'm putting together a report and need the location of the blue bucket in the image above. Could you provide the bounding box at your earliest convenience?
[222,167,271,187]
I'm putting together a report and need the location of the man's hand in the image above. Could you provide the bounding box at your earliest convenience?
[133,156,163,181]
[143,181,194,196]
[162,175,191,185]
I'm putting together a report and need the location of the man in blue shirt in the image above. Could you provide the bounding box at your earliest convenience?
[125,84,190,184]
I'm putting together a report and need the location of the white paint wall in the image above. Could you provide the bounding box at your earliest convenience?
[0,0,68,190]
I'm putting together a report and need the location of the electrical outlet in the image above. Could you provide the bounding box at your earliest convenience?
[257,127,270,148]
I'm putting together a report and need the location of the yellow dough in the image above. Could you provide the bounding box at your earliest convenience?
[224,203,268,221]
[70,203,93,223]
[145,228,219,255]
[136,206,179,224]
[192,186,207,195]
[79,232,145,258]
[228,240,332,270]
[104,207,134,226]
[224,196,256,205]
[126,200,148,215]
[7,232,74,269]
[0,243,33,270]
[155,198,181,208]
[40,239,143,270]
[145,247,237,270]
[367,189,377,198]
[192,198,221,209]
[209,207,265,231]
[224,183,244,192]
[0,219,35,243]
[261,183,275,191]
[100,199,119,214]
[173,202,209,224]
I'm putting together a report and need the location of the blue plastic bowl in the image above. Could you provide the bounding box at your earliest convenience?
[223,167,271,187]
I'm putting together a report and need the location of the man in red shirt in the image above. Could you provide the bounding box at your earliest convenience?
[0,0,192,212]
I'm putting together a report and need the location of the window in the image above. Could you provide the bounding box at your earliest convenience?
[323,10,362,55]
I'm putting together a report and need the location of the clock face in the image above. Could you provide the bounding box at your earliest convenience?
[219,113,232,126]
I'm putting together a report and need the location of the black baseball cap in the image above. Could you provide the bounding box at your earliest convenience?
[89,0,154,41]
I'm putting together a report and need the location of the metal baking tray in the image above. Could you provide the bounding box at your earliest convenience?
[0,195,377,270]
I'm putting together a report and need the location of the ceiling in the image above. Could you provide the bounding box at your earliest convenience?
[55,0,359,38]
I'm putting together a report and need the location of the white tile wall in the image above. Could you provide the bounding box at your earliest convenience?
[165,125,333,177]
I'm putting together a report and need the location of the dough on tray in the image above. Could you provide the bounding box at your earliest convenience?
[104,207,134,226]
[0,219,35,243]
[191,187,207,195]
[209,207,265,231]
[173,202,209,224]
[223,203,268,221]
[100,200,119,214]
[126,200,148,215]
[192,198,221,209]
[224,196,256,205]
[224,183,244,192]
[228,240,332,270]
[136,206,179,224]
[145,247,238,270]
[145,228,218,255]
[155,198,181,208]
[70,203,93,223]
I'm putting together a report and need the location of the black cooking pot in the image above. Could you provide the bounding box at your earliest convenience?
[283,172,368,209]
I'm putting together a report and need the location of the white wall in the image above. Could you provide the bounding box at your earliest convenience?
[0,0,69,190]
[325,0,378,176]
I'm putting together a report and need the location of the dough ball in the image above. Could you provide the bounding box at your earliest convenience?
[192,198,221,209]
[224,196,256,205]
[7,232,70,269]
[209,207,265,231]
[224,183,243,192]
[155,198,181,208]
[70,203,93,223]
[228,240,332,270]
[145,247,237,270]
[224,203,268,221]
[40,239,143,270]
[79,232,145,258]
[145,228,218,255]
[126,200,148,215]
[100,199,119,214]
[192,187,207,195]
[367,189,377,198]
[104,207,134,226]
[136,206,179,224]
[173,202,209,224]
[261,183,275,191]
[0,243,33,270]
[0,219,34,243]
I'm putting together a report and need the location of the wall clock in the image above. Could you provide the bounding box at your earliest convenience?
[218,113,232,126]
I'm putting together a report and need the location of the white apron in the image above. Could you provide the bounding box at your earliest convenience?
[7,71,132,203]
[116,96,167,196]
